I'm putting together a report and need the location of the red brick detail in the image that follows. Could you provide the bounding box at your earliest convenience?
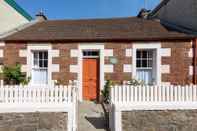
[161,41,192,85]
[104,43,132,82]
[52,43,78,84]
[4,43,27,66]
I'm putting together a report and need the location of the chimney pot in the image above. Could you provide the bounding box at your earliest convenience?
[36,11,47,21]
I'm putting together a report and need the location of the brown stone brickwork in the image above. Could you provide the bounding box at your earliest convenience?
[52,43,78,84]
[161,40,192,85]
[4,43,27,66]
[105,43,132,83]
[2,41,194,85]
[0,112,67,131]
[122,110,197,131]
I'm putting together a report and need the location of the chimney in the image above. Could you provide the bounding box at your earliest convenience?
[35,11,47,21]
[137,8,151,19]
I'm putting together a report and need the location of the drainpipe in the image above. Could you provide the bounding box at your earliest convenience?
[193,39,197,84]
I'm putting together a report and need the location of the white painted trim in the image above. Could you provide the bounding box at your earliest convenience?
[125,49,132,57]
[123,64,132,73]
[113,102,197,111]
[0,103,72,113]
[0,50,3,57]
[188,48,193,58]
[70,49,79,57]
[161,48,171,57]
[21,65,27,72]
[104,49,113,57]
[52,64,60,72]
[70,65,79,73]
[104,65,114,73]
[0,42,5,46]
[114,107,122,131]
[27,44,53,85]
[78,44,104,101]
[189,66,193,76]
[132,43,161,85]
[19,49,27,57]
[161,82,171,85]
[51,50,60,57]
[161,65,170,74]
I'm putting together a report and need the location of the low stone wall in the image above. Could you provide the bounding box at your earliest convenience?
[0,112,67,131]
[122,110,197,131]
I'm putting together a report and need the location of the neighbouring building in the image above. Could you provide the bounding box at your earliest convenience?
[148,0,197,33]
[0,0,32,35]
[0,13,196,101]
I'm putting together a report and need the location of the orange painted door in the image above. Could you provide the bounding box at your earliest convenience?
[83,58,99,100]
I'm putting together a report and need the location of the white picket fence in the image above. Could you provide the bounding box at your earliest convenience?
[111,85,197,107]
[109,85,197,131]
[0,84,78,131]
[0,85,75,104]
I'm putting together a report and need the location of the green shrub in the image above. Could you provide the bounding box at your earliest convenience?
[2,64,31,85]
[102,80,113,104]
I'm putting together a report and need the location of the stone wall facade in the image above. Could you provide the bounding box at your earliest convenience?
[0,112,67,131]
[2,40,193,85]
[122,110,197,131]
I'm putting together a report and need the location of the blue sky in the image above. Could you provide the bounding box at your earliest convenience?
[15,0,160,20]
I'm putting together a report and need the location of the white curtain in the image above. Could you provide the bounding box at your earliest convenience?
[32,69,48,84]
[136,69,152,85]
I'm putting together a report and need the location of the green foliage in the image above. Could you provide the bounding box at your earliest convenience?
[102,80,113,103]
[2,64,31,85]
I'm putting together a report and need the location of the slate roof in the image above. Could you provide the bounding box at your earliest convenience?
[3,17,193,42]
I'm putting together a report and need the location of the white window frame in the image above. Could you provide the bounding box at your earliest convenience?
[132,43,161,85]
[32,51,48,85]
[136,49,154,84]
[27,44,52,86]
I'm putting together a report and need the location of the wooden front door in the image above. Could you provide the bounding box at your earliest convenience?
[83,58,99,100]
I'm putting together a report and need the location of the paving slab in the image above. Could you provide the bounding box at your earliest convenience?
[78,101,107,131]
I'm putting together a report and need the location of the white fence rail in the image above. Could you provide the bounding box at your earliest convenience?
[0,84,78,131]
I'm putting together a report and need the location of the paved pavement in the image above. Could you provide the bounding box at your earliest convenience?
[78,101,107,131]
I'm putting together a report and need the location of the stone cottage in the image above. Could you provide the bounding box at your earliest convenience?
[0,14,196,101]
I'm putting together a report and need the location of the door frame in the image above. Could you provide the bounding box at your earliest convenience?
[78,44,104,101]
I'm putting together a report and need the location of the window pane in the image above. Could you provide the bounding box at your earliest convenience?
[39,60,43,67]
[148,51,153,58]
[137,60,141,68]
[148,60,153,67]
[44,52,48,59]
[137,51,141,58]
[142,60,147,67]
[34,52,38,60]
[83,51,99,57]
[39,52,43,59]
[142,51,147,58]
[32,69,48,84]
[136,69,152,85]
[33,60,38,67]
[44,60,48,67]
[92,51,99,56]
